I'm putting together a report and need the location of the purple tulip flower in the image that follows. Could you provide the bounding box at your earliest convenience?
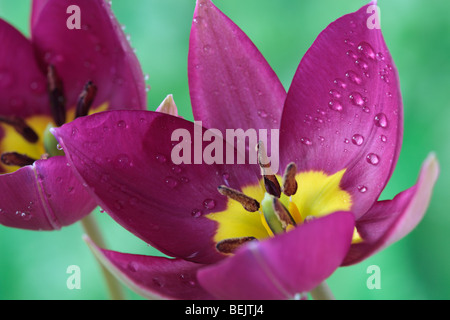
[0,0,146,230]
[53,0,438,299]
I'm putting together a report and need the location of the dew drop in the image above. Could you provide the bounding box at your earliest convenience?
[165,177,178,189]
[300,137,313,146]
[203,199,216,210]
[257,110,268,118]
[329,89,341,99]
[366,153,380,165]
[374,113,388,128]
[333,78,347,89]
[358,185,368,193]
[349,92,364,106]
[191,209,202,218]
[116,154,130,167]
[352,134,365,146]
[156,154,167,163]
[345,70,362,85]
[380,135,388,143]
[328,100,343,112]
[127,262,139,272]
[357,41,376,60]
[117,120,127,129]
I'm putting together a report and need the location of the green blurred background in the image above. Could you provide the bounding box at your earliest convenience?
[0,0,449,300]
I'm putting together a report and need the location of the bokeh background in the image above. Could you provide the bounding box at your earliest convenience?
[0,0,449,300]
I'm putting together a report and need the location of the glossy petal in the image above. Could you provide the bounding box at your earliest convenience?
[197,212,355,299]
[84,236,215,300]
[0,156,95,230]
[0,19,49,117]
[280,3,402,217]
[53,110,261,264]
[189,0,285,133]
[343,153,439,265]
[31,0,147,111]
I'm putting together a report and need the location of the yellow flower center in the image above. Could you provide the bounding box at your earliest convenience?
[208,168,361,254]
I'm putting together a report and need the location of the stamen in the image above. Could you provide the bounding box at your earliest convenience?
[272,197,296,229]
[47,65,66,127]
[75,81,98,119]
[1,152,37,167]
[257,141,281,198]
[217,185,260,212]
[216,237,256,254]
[282,162,298,196]
[0,116,38,143]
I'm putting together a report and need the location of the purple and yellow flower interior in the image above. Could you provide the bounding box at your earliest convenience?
[52,0,439,300]
[0,0,146,230]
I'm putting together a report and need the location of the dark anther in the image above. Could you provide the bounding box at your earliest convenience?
[282,162,298,197]
[257,141,281,198]
[0,116,38,143]
[272,197,296,230]
[218,185,260,212]
[75,81,98,119]
[1,152,37,167]
[216,237,256,254]
[47,65,66,127]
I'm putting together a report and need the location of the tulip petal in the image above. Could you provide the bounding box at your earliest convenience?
[189,0,285,132]
[84,236,215,300]
[31,0,146,111]
[0,19,49,117]
[0,156,95,230]
[197,212,355,299]
[280,3,402,217]
[343,153,439,265]
[53,110,261,264]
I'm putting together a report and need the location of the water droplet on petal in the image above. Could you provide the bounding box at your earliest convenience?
[333,78,347,89]
[357,41,376,60]
[358,185,368,193]
[329,89,341,99]
[300,137,313,146]
[156,154,167,163]
[117,120,127,129]
[203,199,216,210]
[349,92,365,106]
[366,153,380,165]
[345,70,362,85]
[165,177,178,189]
[352,134,365,146]
[328,100,343,112]
[380,135,388,143]
[191,209,202,218]
[374,113,388,128]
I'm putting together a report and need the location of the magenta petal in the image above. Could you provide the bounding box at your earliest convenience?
[189,0,285,132]
[280,3,402,217]
[84,236,215,300]
[0,157,95,230]
[53,111,261,264]
[31,0,146,111]
[343,153,439,265]
[197,212,355,299]
[0,19,49,117]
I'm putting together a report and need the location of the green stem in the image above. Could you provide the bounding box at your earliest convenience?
[310,281,335,300]
[80,214,126,300]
